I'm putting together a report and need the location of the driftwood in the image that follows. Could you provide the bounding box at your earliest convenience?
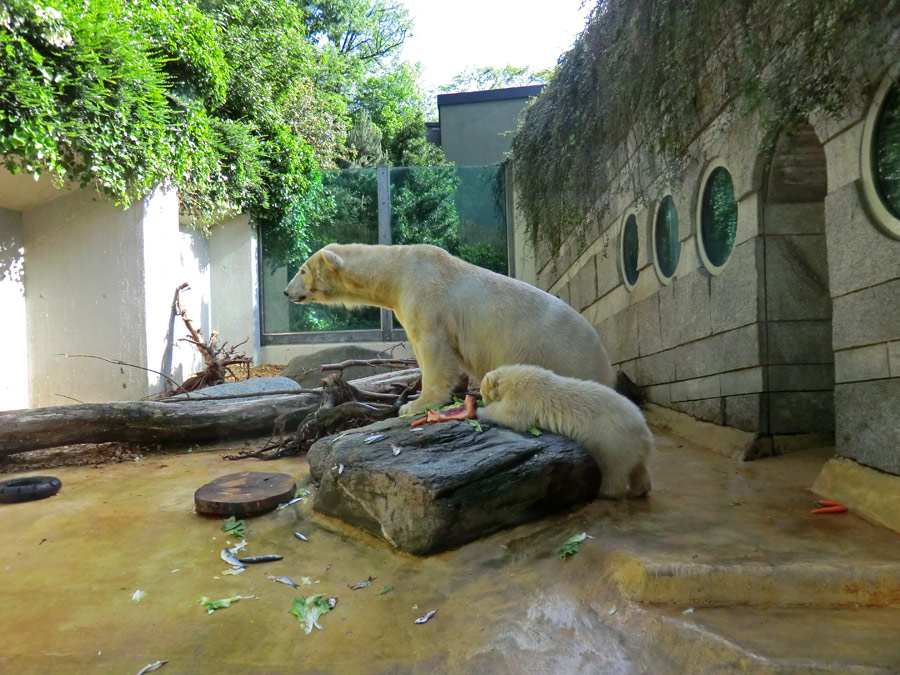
[174,283,252,391]
[0,368,421,457]
[228,372,414,461]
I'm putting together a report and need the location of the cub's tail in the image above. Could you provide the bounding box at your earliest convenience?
[614,371,646,408]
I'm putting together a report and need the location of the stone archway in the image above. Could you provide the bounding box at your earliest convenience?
[760,124,834,440]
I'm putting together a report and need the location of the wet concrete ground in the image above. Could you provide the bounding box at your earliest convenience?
[1,428,899,674]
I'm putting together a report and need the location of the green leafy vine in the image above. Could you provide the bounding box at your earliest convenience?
[511,0,900,255]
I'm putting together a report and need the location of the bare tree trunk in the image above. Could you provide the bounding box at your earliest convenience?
[0,396,318,456]
[0,369,421,457]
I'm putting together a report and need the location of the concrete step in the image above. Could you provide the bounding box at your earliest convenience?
[606,552,900,607]
[624,604,900,674]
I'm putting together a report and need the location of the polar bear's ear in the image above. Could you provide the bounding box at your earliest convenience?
[322,249,344,270]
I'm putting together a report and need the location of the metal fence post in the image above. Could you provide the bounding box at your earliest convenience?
[377,165,394,340]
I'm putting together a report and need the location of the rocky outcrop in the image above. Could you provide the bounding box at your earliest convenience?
[279,345,389,387]
[168,377,302,403]
[307,416,600,555]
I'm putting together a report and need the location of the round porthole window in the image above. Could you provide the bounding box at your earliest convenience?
[874,83,900,219]
[861,68,900,240]
[653,195,680,282]
[620,213,640,289]
[698,165,738,273]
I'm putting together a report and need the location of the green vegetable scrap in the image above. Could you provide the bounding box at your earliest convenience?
[466,419,483,432]
[379,586,393,596]
[527,426,542,436]
[200,595,254,614]
[289,595,334,634]
[558,532,587,559]
[222,516,246,539]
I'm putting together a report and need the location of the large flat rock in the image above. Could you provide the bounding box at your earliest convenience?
[280,345,388,387]
[168,377,302,403]
[307,416,601,555]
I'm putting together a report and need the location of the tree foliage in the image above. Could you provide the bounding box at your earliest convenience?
[511,0,900,253]
[305,0,411,65]
[0,0,340,249]
[441,65,552,93]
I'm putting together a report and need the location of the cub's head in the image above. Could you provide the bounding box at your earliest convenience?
[481,365,544,404]
[284,246,345,305]
[480,369,506,404]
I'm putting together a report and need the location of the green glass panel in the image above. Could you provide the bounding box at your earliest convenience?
[701,167,738,267]
[874,83,900,219]
[622,214,640,286]
[389,165,508,275]
[655,196,680,278]
[260,164,509,336]
[261,168,381,333]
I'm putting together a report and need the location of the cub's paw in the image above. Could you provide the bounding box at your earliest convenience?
[480,371,503,404]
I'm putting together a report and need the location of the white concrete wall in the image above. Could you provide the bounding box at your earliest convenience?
[0,207,28,410]
[209,214,261,365]
[22,185,216,406]
[23,189,149,406]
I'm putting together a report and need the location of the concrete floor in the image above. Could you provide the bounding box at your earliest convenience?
[1,428,899,674]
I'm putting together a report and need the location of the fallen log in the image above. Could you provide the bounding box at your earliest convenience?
[0,369,422,457]
[0,396,318,457]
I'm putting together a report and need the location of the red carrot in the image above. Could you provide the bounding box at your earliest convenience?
[812,505,848,514]
[817,499,843,507]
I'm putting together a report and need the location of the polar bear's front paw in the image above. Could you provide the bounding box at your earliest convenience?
[399,400,423,417]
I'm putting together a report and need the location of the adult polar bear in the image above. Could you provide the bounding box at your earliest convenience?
[284,243,614,416]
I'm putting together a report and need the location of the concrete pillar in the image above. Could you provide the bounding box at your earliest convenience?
[208,214,261,365]
[0,207,28,410]
[141,186,210,394]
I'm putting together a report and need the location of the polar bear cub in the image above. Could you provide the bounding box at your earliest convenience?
[477,364,653,499]
[284,244,615,416]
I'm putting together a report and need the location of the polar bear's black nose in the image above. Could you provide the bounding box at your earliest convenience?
[283,289,290,297]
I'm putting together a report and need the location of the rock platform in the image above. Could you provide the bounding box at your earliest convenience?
[307,416,600,555]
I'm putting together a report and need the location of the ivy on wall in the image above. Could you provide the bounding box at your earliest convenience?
[511,0,900,255]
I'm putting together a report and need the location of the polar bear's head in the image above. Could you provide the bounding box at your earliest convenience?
[284,246,345,305]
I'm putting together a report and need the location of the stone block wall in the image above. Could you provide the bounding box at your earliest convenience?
[818,111,900,475]
[518,66,900,474]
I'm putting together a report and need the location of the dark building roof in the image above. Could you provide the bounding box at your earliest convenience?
[437,84,545,107]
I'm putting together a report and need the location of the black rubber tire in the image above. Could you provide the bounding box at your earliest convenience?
[0,476,62,503]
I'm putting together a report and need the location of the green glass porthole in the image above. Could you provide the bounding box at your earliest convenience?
[700,167,738,268]
[874,82,900,220]
[654,196,680,279]
[622,214,639,287]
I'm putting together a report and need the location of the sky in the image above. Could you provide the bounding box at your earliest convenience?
[398,0,594,95]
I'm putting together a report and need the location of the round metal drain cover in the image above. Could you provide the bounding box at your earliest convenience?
[194,471,296,517]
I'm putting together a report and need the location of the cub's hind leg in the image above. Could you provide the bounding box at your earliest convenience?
[626,462,652,498]
[596,458,635,500]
